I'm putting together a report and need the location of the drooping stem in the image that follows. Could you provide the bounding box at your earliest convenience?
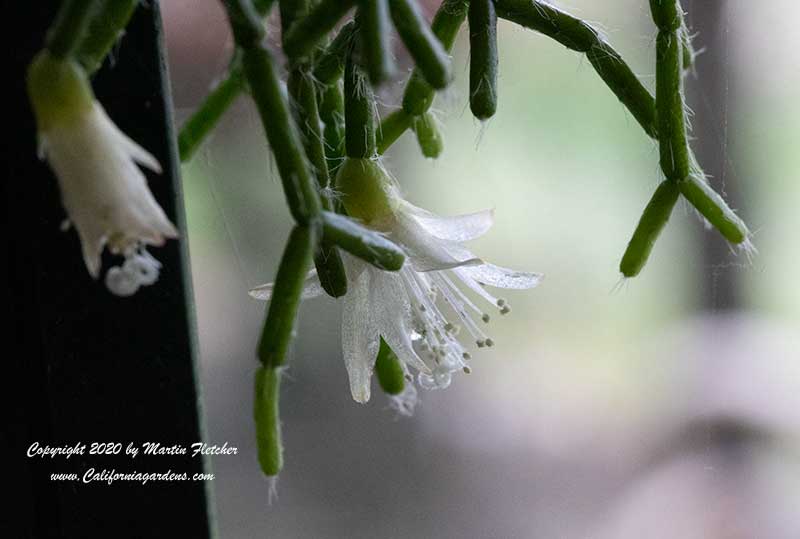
[282,0,349,298]
[401,0,469,116]
[282,0,358,60]
[322,212,405,271]
[178,57,245,162]
[495,0,749,252]
[76,0,140,74]
[178,0,275,162]
[377,109,414,154]
[651,0,690,181]
[344,53,377,158]
[388,0,451,89]
[468,0,499,120]
[358,0,394,85]
[619,180,680,277]
[45,0,99,59]
[495,0,657,138]
[313,20,357,85]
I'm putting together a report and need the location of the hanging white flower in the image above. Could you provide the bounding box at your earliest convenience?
[27,52,177,292]
[251,158,542,404]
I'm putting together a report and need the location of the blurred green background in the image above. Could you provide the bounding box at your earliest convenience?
[165,0,799,537]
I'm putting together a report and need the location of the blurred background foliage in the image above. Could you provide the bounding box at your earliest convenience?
[164,0,799,537]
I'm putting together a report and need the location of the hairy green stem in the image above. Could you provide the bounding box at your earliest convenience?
[313,20,357,84]
[358,0,394,85]
[283,0,358,60]
[344,54,377,158]
[257,225,318,366]
[377,109,414,154]
[651,0,689,181]
[389,0,451,89]
[179,0,276,161]
[495,0,657,138]
[254,365,283,476]
[179,57,245,161]
[45,0,99,59]
[288,65,349,297]
[413,112,444,158]
[401,0,468,116]
[619,180,680,277]
[468,0,499,120]
[77,0,139,74]
[241,44,323,223]
[322,212,405,270]
[319,81,347,176]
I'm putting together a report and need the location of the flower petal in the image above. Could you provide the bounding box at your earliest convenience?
[389,212,482,272]
[249,270,324,300]
[402,201,494,242]
[100,107,163,173]
[455,263,544,290]
[341,268,379,403]
[370,270,429,374]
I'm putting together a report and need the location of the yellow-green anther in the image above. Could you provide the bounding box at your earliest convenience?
[313,21,357,85]
[402,0,468,116]
[257,225,318,367]
[344,56,377,158]
[76,0,139,75]
[27,52,94,132]
[335,158,396,223]
[322,211,405,271]
[254,366,283,476]
[413,113,444,158]
[375,338,405,395]
[45,0,99,59]
[389,0,452,90]
[283,0,358,60]
[679,174,749,245]
[620,181,680,277]
[469,0,499,120]
[655,31,689,180]
[358,0,394,85]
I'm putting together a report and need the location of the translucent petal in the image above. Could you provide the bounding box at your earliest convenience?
[370,270,429,374]
[402,201,494,242]
[101,107,163,173]
[341,268,379,403]
[456,263,544,290]
[389,212,482,272]
[249,270,324,300]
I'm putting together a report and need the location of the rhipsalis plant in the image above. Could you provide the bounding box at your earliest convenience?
[27,0,754,491]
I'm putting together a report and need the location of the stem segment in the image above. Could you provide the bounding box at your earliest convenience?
[77,0,139,74]
[46,0,99,59]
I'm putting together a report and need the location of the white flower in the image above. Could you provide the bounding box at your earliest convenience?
[28,52,177,290]
[251,158,542,404]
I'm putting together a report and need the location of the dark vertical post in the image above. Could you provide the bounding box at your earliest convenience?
[5,2,214,537]
[684,0,743,311]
